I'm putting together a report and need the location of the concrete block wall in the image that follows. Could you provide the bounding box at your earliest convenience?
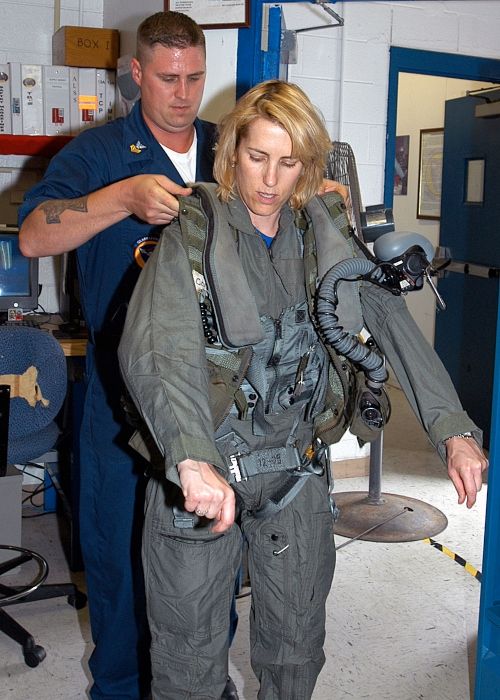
[285,1,500,207]
[0,0,103,66]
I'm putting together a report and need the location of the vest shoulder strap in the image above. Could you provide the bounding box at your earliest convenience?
[178,182,219,276]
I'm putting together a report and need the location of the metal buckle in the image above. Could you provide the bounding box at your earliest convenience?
[229,454,243,483]
[299,441,327,476]
[172,505,199,528]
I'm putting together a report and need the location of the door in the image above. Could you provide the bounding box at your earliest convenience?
[434,90,500,448]
[434,89,500,700]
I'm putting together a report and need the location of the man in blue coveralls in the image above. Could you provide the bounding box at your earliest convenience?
[18,11,239,700]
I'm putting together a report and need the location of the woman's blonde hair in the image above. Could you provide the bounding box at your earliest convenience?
[214,80,331,210]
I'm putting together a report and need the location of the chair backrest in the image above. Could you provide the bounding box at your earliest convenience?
[0,327,67,464]
[325,141,364,241]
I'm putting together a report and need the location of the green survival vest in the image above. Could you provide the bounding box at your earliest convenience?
[177,183,390,448]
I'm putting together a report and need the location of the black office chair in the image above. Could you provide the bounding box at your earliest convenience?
[0,325,86,667]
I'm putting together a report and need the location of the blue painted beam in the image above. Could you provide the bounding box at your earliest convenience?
[236,2,283,96]
[475,299,500,698]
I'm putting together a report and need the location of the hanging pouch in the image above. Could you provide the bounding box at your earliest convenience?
[349,370,391,444]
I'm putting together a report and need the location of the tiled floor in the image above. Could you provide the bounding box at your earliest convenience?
[1,384,487,699]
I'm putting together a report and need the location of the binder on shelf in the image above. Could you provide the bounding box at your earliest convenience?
[0,64,12,134]
[21,64,44,135]
[77,67,97,133]
[69,67,79,136]
[96,68,106,126]
[8,62,22,135]
[96,69,116,125]
[43,65,70,136]
[105,70,116,123]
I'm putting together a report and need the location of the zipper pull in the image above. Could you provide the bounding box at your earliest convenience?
[293,345,315,398]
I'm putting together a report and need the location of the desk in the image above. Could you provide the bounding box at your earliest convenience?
[56,336,87,358]
[37,315,88,358]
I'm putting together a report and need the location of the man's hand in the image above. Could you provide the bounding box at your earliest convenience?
[178,458,235,533]
[319,178,350,205]
[446,437,488,508]
[121,174,192,225]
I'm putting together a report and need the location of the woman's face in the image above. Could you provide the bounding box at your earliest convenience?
[234,117,304,236]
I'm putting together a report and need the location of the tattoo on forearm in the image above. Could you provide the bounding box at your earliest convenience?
[41,197,89,224]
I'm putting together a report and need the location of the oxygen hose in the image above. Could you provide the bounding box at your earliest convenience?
[316,257,388,387]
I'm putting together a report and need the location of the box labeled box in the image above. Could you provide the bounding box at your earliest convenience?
[53,26,120,69]
[0,64,12,134]
[43,65,70,135]
[8,62,22,135]
[21,64,43,135]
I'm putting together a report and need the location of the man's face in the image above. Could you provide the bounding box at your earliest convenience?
[131,44,206,137]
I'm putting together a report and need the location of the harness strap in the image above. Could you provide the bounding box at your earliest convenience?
[251,473,312,520]
[226,445,302,484]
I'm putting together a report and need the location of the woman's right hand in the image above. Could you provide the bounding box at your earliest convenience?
[178,458,236,533]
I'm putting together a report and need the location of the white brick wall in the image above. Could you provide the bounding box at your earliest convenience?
[285,1,500,207]
[0,0,103,65]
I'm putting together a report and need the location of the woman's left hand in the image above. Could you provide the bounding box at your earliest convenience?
[446,437,488,508]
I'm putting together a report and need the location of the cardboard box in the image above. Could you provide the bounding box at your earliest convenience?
[43,65,70,135]
[53,26,120,69]
[0,64,12,134]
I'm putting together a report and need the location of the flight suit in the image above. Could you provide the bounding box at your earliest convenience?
[119,193,480,699]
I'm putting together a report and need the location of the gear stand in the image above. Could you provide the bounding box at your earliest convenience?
[323,140,448,545]
[332,433,448,544]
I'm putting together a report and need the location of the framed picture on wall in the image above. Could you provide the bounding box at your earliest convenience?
[417,128,444,220]
[165,1,250,29]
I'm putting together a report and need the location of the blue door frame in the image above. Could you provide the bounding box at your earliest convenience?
[478,310,500,698]
[384,47,500,209]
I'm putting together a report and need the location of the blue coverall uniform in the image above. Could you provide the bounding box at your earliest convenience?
[18,101,217,700]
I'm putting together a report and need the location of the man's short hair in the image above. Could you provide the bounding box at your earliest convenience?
[214,80,332,211]
[136,11,206,61]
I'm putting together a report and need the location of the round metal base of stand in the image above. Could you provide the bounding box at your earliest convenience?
[333,492,448,543]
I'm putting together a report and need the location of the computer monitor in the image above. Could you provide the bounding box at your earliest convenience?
[0,227,39,319]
